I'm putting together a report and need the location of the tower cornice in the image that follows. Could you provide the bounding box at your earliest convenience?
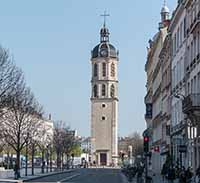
[91,79,119,83]
[90,97,119,102]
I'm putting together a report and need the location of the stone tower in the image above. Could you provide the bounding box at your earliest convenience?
[90,23,119,166]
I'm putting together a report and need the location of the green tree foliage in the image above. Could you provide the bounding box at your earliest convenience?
[70,143,82,157]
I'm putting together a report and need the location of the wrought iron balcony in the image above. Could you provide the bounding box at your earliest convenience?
[190,12,200,34]
[145,103,152,120]
[182,94,200,115]
[185,0,192,8]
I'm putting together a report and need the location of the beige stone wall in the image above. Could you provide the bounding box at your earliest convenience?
[91,55,118,166]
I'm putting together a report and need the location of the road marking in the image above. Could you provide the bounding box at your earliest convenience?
[57,174,81,183]
[0,179,23,183]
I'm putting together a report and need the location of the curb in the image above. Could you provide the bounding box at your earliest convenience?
[56,173,81,183]
[22,169,75,182]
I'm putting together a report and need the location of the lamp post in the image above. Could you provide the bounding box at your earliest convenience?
[50,145,53,172]
[25,132,30,176]
[41,147,45,174]
[173,93,186,168]
[31,140,35,176]
[46,145,49,173]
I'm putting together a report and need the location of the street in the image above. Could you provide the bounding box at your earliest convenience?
[25,168,127,183]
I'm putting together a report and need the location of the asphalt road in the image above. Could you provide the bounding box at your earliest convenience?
[25,168,127,183]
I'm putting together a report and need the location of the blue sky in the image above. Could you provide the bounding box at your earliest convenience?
[0,0,176,137]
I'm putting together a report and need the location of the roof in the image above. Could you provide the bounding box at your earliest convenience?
[91,42,118,59]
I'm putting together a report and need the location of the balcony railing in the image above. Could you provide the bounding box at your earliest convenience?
[185,0,192,8]
[190,12,200,34]
[182,94,200,114]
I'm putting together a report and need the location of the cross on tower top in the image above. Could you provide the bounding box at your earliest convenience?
[101,11,110,28]
[164,0,166,6]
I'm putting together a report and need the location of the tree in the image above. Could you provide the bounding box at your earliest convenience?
[0,46,23,112]
[0,83,43,179]
[70,143,82,157]
[118,132,143,158]
[0,46,24,156]
[128,132,144,157]
[53,121,76,170]
[36,121,52,174]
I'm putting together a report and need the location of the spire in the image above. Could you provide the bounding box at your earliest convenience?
[159,0,170,29]
[164,0,166,6]
[161,0,169,22]
[100,11,110,42]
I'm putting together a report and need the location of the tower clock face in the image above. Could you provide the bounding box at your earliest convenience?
[100,49,108,57]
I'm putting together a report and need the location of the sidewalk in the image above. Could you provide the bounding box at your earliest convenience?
[4,169,75,182]
[148,172,179,183]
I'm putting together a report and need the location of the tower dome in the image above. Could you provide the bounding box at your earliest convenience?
[159,0,170,29]
[161,5,169,14]
[161,0,170,22]
[91,26,118,59]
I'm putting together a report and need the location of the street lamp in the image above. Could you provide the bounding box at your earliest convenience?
[25,132,30,176]
[173,93,186,168]
[46,144,49,173]
[49,144,53,172]
[31,139,35,176]
[174,93,186,100]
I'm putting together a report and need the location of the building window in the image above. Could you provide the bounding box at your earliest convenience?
[93,85,98,97]
[111,63,115,77]
[102,63,106,77]
[191,41,193,62]
[177,28,180,49]
[174,33,177,53]
[187,82,190,95]
[198,32,200,55]
[102,103,106,108]
[94,63,98,77]
[194,76,197,94]
[194,37,197,58]
[110,84,115,98]
[102,116,106,120]
[102,84,106,97]
[197,72,200,93]
[180,22,183,44]
[184,17,186,38]
[191,79,194,94]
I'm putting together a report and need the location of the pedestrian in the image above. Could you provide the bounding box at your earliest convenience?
[136,166,144,183]
[179,167,186,183]
[185,167,193,183]
[14,163,18,179]
[175,165,181,179]
[196,166,200,183]
[161,163,167,182]
[167,167,176,183]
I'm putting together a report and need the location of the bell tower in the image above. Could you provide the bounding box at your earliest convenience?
[90,14,119,166]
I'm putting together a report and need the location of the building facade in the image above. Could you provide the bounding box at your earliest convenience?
[145,0,200,174]
[183,0,200,170]
[160,34,171,166]
[169,0,187,168]
[90,24,118,166]
[145,2,170,174]
[81,137,92,154]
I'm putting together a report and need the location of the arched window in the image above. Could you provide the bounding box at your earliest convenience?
[102,84,106,97]
[102,63,106,77]
[111,63,115,77]
[110,84,115,98]
[94,63,98,77]
[93,85,98,98]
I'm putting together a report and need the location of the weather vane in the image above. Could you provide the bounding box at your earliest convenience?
[101,11,110,27]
